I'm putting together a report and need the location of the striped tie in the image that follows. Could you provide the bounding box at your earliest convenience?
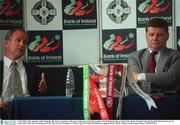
[7,62,23,97]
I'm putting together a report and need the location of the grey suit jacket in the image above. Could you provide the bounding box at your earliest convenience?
[127,47,180,92]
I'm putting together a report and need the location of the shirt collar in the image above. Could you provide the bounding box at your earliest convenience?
[3,56,23,68]
[147,47,165,54]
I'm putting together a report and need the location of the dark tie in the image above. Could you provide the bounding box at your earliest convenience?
[147,51,157,73]
[7,62,23,97]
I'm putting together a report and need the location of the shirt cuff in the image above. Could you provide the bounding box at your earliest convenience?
[137,73,146,82]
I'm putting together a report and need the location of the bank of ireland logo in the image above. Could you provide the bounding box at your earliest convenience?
[64,0,95,16]
[103,32,135,52]
[107,0,131,23]
[0,0,22,16]
[31,0,57,25]
[138,0,171,14]
[28,34,61,53]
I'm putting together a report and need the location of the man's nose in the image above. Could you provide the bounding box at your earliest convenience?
[19,41,26,47]
[153,34,159,40]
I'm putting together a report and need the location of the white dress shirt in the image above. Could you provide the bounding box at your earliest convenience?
[2,56,30,98]
[137,48,161,81]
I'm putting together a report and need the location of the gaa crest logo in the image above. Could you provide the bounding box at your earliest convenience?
[107,0,131,23]
[31,0,57,25]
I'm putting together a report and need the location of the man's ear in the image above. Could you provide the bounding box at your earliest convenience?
[3,40,8,48]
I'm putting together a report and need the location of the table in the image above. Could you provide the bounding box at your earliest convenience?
[7,94,180,120]
[121,94,180,119]
[8,96,83,120]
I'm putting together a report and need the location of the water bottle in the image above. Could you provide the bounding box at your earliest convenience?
[66,68,75,97]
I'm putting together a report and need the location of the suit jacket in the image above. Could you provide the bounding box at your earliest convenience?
[0,60,43,96]
[127,47,180,92]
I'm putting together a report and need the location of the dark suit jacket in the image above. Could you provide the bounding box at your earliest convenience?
[0,60,43,96]
[127,47,180,92]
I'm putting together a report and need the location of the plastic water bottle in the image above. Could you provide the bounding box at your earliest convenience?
[66,68,75,97]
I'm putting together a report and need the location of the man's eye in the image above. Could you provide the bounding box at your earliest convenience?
[15,38,20,42]
[159,34,164,37]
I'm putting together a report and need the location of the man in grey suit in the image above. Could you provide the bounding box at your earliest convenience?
[127,18,180,93]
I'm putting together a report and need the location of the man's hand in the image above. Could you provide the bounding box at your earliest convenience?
[38,73,47,94]
[0,100,9,109]
[132,72,139,84]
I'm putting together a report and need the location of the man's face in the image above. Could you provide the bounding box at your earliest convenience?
[146,27,169,51]
[4,30,27,60]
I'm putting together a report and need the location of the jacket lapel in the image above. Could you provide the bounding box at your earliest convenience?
[23,62,32,95]
[0,60,3,95]
[141,48,150,72]
[157,48,169,72]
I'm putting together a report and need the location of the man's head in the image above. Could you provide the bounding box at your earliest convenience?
[145,18,169,51]
[4,28,28,60]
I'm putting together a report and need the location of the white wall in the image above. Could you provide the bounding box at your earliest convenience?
[0,30,8,60]
[63,29,100,65]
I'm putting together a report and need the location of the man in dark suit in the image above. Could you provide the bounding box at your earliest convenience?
[0,28,47,118]
[127,18,180,93]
